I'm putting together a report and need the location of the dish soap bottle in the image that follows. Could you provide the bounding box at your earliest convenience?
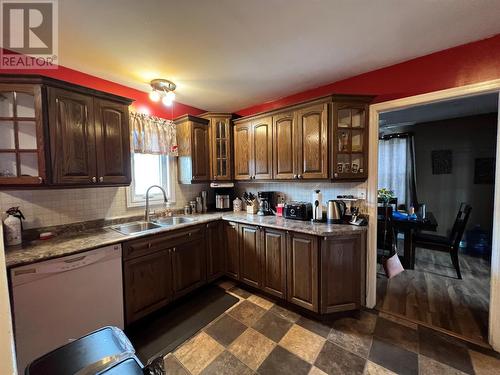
[3,207,25,246]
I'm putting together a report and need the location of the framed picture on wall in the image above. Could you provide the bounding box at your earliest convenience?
[474,157,495,184]
[431,150,452,175]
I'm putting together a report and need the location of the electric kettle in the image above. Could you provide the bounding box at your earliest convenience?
[327,200,346,224]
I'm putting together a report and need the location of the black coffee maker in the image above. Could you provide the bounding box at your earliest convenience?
[257,191,277,216]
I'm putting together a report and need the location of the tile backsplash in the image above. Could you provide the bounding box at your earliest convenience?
[236,181,367,208]
[0,183,209,230]
[0,180,366,230]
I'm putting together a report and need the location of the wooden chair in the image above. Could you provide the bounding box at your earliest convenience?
[413,203,472,279]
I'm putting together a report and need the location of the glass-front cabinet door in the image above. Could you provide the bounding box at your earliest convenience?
[211,116,232,180]
[0,84,45,185]
[332,103,368,181]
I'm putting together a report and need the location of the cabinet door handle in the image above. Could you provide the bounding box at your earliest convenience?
[173,247,176,253]
[91,177,97,183]
[99,177,104,182]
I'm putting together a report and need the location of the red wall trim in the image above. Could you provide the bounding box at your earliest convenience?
[236,34,500,117]
[0,50,205,119]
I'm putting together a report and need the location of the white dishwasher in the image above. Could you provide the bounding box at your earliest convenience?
[10,244,124,373]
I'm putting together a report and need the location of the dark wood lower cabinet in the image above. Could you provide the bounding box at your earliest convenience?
[123,225,208,325]
[224,221,240,279]
[123,249,172,324]
[320,234,363,313]
[172,235,206,299]
[261,228,287,299]
[286,232,319,312]
[123,221,364,324]
[239,224,261,288]
[206,221,225,281]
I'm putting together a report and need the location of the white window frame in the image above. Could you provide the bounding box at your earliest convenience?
[126,153,176,208]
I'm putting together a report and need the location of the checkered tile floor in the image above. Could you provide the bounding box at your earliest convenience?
[162,280,500,375]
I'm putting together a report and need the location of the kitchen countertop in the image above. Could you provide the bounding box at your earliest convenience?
[221,212,366,236]
[4,212,366,268]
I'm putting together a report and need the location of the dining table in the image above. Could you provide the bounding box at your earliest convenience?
[377,211,438,269]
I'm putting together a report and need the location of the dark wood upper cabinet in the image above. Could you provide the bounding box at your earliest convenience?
[175,114,210,184]
[233,117,273,181]
[273,112,296,180]
[331,99,370,181]
[272,101,328,180]
[224,221,240,279]
[234,95,372,182]
[206,221,225,281]
[0,84,46,186]
[200,113,233,181]
[287,232,319,312]
[320,234,363,313]
[296,102,329,179]
[48,87,97,185]
[252,116,273,180]
[234,120,252,180]
[0,75,133,188]
[261,228,287,299]
[94,99,131,184]
[239,224,261,288]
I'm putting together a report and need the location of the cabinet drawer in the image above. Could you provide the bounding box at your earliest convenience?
[123,225,203,260]
[161,226,203,247]
[123,235,168,260]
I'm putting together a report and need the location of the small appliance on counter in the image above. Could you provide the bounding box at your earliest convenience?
[211,182,234,211]
[349,206,367,226]
[312,190,324,222]
[257,191,278,212]
[284,202,313,221]
[327,200,346,224]
[257,191,277,216]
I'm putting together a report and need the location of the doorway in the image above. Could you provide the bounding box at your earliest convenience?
[365,80,500,351]
[375,94,497,344]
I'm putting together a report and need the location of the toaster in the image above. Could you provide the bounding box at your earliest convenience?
[283,202,313,221]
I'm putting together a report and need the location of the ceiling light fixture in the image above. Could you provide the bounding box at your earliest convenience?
[149,79,176,107]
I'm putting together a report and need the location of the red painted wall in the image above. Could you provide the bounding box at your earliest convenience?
[236,34,500,117]
[0,50,205,119]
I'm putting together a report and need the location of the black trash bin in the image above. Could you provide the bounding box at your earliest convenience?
[25,326,141,375]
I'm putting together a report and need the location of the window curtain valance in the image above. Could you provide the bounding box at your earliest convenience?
[130,112,178,156]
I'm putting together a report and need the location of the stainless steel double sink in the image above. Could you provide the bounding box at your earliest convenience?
[110,216,196,235]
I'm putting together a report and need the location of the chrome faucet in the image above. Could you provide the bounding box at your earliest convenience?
[145,185,168,222]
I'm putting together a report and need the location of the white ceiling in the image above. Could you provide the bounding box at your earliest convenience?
[58,0,500,112]
[379,93,498,129]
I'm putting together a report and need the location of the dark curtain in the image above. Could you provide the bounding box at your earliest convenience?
[379,132,419,209]
[405,134,419,208]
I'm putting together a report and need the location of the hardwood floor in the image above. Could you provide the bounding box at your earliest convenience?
[376,246,491,343]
